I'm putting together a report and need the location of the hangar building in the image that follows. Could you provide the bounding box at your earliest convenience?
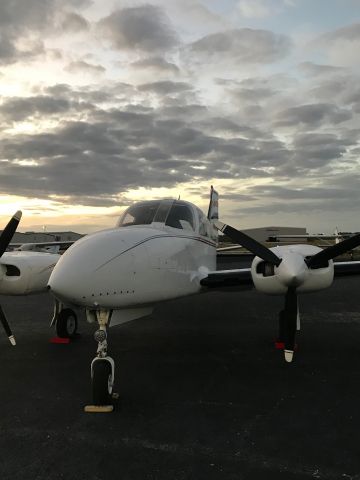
[223,226,307,243]
[4,231,83,245]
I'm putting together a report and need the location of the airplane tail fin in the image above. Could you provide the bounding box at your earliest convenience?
[207,185,219,222]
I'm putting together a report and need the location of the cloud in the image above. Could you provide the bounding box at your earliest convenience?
[0,84,296,205]
[247,184,356,201]
[236,0,296,18]
[237,0,271,18]
[298,61,345,77]
[176,0,227,28]
[131,56,180,75]
[227,86,276,103]
[290,132,353,169]
[186,28,292,64]
[215,74,295,115]
[59,12,90,33]
[0,0,91,64]
[137,80,193,95]
[0,95,73,122]
[41,81,136,106]
[318,22,360,43]
[159,104,208,121]
[1,67,351,209]
[98,5,179,53]
[313,23,360,66]
[274,103,352,128]
[65,60,106,75]
[0,34,18,64]
[154,0,228,37]
[231,178,360,216]
[0,3,359,232]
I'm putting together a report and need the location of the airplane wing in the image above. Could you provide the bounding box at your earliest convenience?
[334,261,360,276]
[201,260,360,289]
[271,234,340,239]
[217,245,245,252]
[9,240,74,253]
[200,268,253,287]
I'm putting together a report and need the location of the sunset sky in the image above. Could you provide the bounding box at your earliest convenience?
[1,0,360,233]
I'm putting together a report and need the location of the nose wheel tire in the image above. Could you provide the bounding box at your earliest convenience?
[56,308,78,338]
[92,360,113,406]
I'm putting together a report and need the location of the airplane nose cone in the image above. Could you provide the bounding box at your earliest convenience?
[48,264,80,304]
[277,252,307,287]
[48,229,133,306]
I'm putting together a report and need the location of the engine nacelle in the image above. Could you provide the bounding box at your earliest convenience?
[251,244,334,295]
[0,251,60,295]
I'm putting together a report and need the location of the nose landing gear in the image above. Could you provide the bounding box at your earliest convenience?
[91,357,115,406]
[85,309,117,413]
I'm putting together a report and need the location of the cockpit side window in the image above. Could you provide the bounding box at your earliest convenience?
[165,202,195,231]
[119,202,161,227]
[197,208,209,237]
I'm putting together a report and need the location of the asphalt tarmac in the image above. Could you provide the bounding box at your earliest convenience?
[1,257,360,479]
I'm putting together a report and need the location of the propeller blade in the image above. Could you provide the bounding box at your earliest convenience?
[214,221,282,266]
[308,231,360,268]
[0,211,22,258]
[283,287,298,362]
[0,305,16,346]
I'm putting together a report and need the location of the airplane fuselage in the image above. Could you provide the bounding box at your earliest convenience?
[49,222,217,310]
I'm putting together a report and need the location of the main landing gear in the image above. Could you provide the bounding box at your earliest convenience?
[50,299,78,338]
[85,309,117,412]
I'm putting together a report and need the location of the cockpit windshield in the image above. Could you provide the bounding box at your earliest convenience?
[118,200,195,231]
[118,201,163,227]
[165,203,194,231]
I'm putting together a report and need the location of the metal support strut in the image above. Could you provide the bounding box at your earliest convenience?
[50,298,63,327]
[95,309,111,358]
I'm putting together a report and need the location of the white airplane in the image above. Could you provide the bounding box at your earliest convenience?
[14,241,74,253]
[0,212,78,344]
[46,187,360,409]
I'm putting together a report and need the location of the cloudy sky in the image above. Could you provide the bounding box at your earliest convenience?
[1,0,360,233]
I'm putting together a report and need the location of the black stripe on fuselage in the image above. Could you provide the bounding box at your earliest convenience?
[95,234,217,271]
